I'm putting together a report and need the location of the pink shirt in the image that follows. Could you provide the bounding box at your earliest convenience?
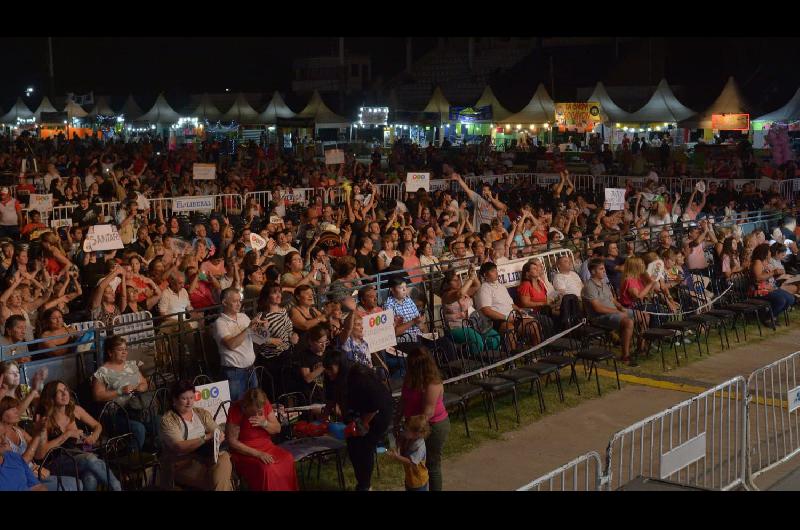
[687,243,707,270]
[402,255,422,284]
[619,277,644,308]
[401,385,448,424]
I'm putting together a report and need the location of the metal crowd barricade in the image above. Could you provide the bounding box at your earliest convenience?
[604,376,748,491]
[243,191,273,212]
[149,197,172,220]
[112,311,156,375]
[746,350,800,487]
[375,182,404,201]
[517,451,605,491]
[778,179,800,203]
[214,193,243,217]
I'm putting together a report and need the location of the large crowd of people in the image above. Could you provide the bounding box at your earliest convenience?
[0,132,798,491]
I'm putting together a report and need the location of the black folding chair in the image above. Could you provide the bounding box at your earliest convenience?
[38,446,81,491]
[632,299,680,371]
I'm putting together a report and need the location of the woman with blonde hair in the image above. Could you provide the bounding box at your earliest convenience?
[225,388,298,491]
[619,256,656,310]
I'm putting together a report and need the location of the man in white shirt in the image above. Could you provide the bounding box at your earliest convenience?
[553,255,585,298]
[474,262,517,325]
[212,288,265,400]
[158,273,193,325]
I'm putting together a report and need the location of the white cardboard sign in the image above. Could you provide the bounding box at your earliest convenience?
[82,224,124,252]
[324,149,345,165]
[193,163,216,180]
[269,216,282,225]
[172,196,214,213]
[250,233,267,251]
[50,218,73,229]
[604,188,626,211]
[363,309,397,354]
[29,194,53,212]
[406,172,431,192]
[194,380,231,426]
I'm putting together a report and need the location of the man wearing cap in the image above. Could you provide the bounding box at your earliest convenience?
[0,188,21,240]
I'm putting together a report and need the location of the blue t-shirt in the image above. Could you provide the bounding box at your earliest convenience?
[0,451,39,491]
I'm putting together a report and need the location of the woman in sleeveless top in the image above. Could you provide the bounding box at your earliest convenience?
[395,345,450,492]
[35,381,121,491]
[289,285,327,334]
[440,269,500,355]
[90,266,127,330]
[0,396,81,490]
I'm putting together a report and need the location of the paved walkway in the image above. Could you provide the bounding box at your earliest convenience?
[441,325,800,491]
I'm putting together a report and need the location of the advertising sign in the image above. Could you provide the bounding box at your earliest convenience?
[363,309,397,353]
[194,380,232,425]
[555,102,602,130]
[173,196,215,212]
[448,105,493,123]
[711,114,750,131]
[405,172,430,192]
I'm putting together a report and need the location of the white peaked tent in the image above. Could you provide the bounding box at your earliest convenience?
[259,91,295,124]
[422,87,450,117]
[628,79,695,123]
[190,93,222,121]
[297,90,349,129]
[0,98,34,123]
[138,93,181,124]
[475,86,511,122]
[755,87,800,124]
[501,83,555,124]
[87,96,116,118]
[587,82,632,123]
[680,77,749,129]
[221,93,262,124]
[120,95,143,121]
[34,97,59,121]
[63,99,88,120]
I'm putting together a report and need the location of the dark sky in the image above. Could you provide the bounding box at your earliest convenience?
[2,37,800,116]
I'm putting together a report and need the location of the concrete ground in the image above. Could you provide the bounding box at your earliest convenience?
[441,324,800,491]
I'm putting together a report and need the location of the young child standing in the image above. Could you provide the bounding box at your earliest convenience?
[387,414,431,491]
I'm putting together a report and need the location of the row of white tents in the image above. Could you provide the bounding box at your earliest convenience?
[0,90,350,129]
[3,78,800,130]
[422,77,800,130]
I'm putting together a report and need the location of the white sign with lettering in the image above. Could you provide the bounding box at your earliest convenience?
[193,163,216,180]
[325,149,345,165]
[82,224,124,252]
[29,194,53,212]
[50,218,73,229]
[406,172,431,192]
[363,309,397,354]
[173,196,215,212]
[604,188,626,211]
[194,380,232,426]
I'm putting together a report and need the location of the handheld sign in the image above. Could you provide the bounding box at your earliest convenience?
[604,188,626,211]
[647,259,666,282]
[29,194,53,212]
[82,224,124,252]
[406,172,431,192]
[324,149,345,165]
[269,216,282,225]
[193,380,231,426]
[695,180,706,193]
[50,218,73,229]
[193,163,216,180]
[173,196,215,213]
[250,233,267,251]
[363,309,397,353]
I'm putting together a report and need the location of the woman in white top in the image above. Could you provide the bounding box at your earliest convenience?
[377,234,399,271]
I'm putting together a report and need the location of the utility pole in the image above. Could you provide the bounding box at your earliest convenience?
[48,37,55,98]
[339,37,345,126]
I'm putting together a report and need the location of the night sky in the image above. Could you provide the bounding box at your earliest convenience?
[2,37,799,117]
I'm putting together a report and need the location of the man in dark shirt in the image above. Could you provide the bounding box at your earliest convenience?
[71,195,100,227]
[603,241,625,292]
[354,237,377,279]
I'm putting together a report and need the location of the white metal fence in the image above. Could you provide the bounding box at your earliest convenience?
[747,350,800,486]
[517,452,605,491]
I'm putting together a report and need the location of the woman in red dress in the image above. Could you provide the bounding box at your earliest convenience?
[225,389,299,491]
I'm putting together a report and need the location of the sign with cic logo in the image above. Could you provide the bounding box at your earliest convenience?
[405,172,431,192]
[194,380,231,425]
[362,309,397,353]
[788,385,800,413]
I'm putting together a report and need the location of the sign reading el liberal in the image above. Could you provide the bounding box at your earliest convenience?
[173,196,215,213]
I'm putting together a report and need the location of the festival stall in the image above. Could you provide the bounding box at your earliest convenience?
[498,83,554,150]
[585,82,632,148]
[622,79,695,145]
[0,98,35,140]
[259,91,297,148]
[679,77,751,142]
[133,93,180,144]
[296,90,349,142]
[87,96,123,140]
[442,85,509,145]
[385,89,436,147]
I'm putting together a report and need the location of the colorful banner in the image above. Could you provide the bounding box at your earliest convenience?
[711,114,750,131]
[448,105,493,123]
[554,102,602,130]
[29,194,53,212]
